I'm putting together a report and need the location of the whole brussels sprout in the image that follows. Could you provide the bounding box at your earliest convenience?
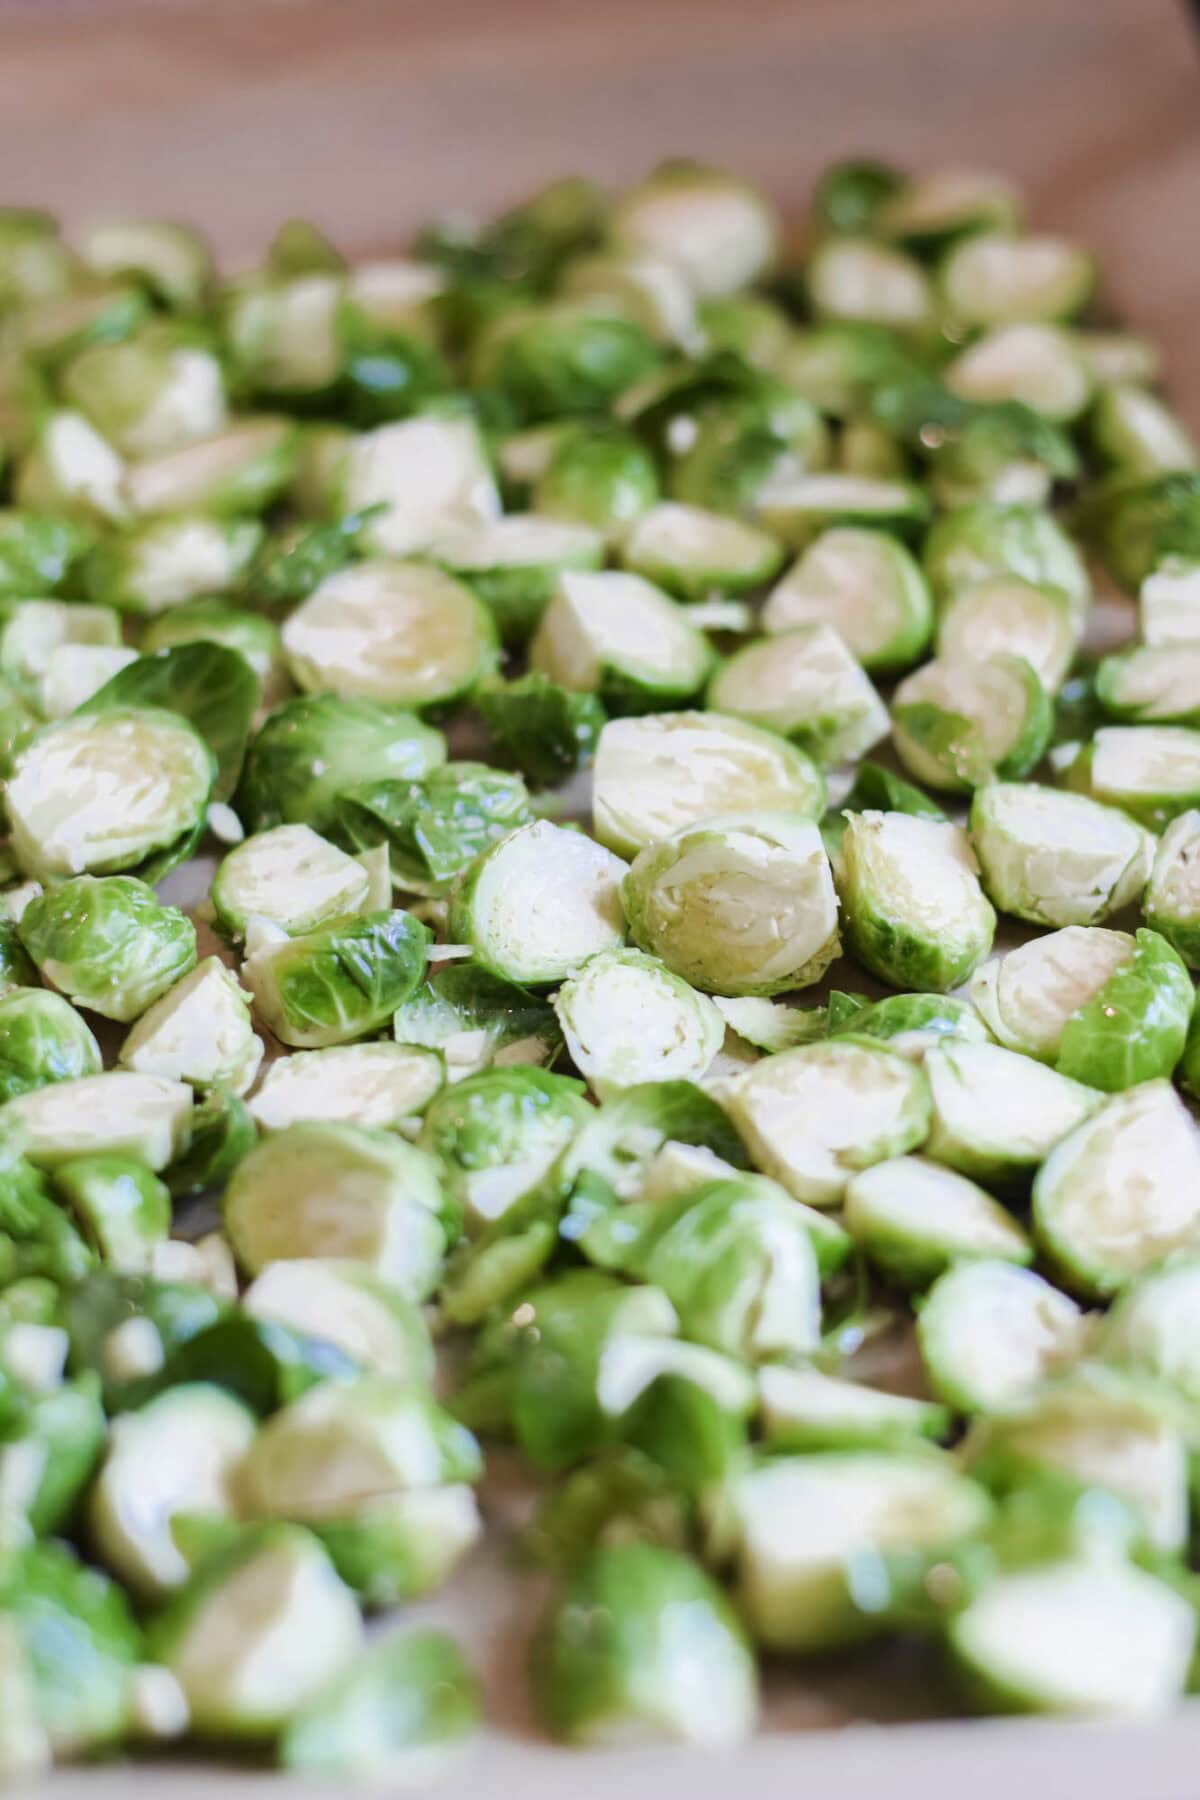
[19,875,196,1022]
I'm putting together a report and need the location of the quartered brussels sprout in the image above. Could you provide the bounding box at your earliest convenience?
[476,672,605,790]
[620,501,784,600]
[892,653,1051,792]
[280,1630,479,1780]
[417,1067,587,1230]
[249,1042,443,1132]
[83,514,261,616]
[449,819,626,986]
[612,160,779,296]
[1144,810,1200,964]
[922,500,1089,614]
[1065,723,1200,830]
[19,875,196,1022]
[530,569,713,713]
[917,1259,1088,1416]
[935,576,1078,695]
[125,417,298,518]
[970,926,1191,1090]
[532,421,660,540]
[0,988,102,1103]
[531,1544,758,1748]
[212,823,370,939]
[431,513,604,644]
[6,708,213,884]
[118,958,262,1095]
[924,1040,1101,1194]
[392,962,560,1083]
[282,560,497,708]
[938,231,1094,328]
[844,1154,1032,1289]
[244,908,429,1048]
[969,782,1154,927]
[839,812,996,991]
[554,948,723,1097]
[223,1121,450,1295]
[623,813,839,997]
[592,710,824,857]
[762,525,933,675]
[334,761,532,897]
[709,624,889,765]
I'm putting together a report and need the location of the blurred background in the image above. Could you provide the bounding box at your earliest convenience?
[0,0,1196,405]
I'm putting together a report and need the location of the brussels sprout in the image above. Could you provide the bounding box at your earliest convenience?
[221,271,344,399]
[1096,641,1200,728]
[430,513,604,645]
[14,411,128,526]
[807,237,935,333]
[336,305,454,428]
[1065,724,1200,831]
[280,1629,479,1779]
[877,166,1021,250]
[619,502,784,601]
[696,292,790,366]
[448,819,626,986]
[60,1269,228,1410]
[80,640,257,803]
[714,995,827,1054]
[826,991,989,1061]
[149,1524,363,1739]
[971,926,1190,1091]
[628,1176,822,1361]
[39,644,139,718]
[969,782,1154,927]
[532,1543,757,1748]
[3,1072,192,1171]
[1097,1254,1200,1415]
[10,279,151,370]
[529,570,713,713]
[1031,1079,1200,1296]
[839,812,996,992]
[523,1444,692,1570]
[118,958,262,1095]
[6,707,213,883]
[335,762,532,897]
[0,598,120,696]
[623,813,839,997]
[532,421,660,539]
[124,416,298,518]
[165,1087,255,1200]
[935,577,1078,696]
[476,671,605,790]
[88,1384,256,1596]
[755,470,930,551]
[249,1042,442,1134]
[812,158,907,236]
[0,1369,107,1535]
[140,598,287,711]
[924,1040,1101,1194]
[82,513,261,617]
[708,625,888,766]
[1080,471,1200,592]
[1088,383,1196,478]
[777,321,918,421]
[0,1539,142,1756]
[312,1483,483,1610]
[922,501,1089,615]
[554,948,723,1096]
[242,1260,432,1383]
[0,921,36,995]
[558,248,698,345]
[474,302,660,423]
[947,1557,1194,1719]
[236,693,446,837]
[244,909,429,1048]
[223,1121,449,1294]
[74,216,213,311]
[938,231,1094,327]
[1139,556,1200,647]
[945,324,1092,424]
[891,653,1052,792]
[62,327,228,459]
[0,1617,48,1778]
[19,875,196,1022]
[758,1363,949,1451]
[0,210,75,309]
[212,823,371,939]
[0,676,40,778]
[282,559,496,709]
[392,962,559,1083]
[0,988,102,1103]
[592,711,824,858]
[762,526,932,675]
[0,510,92,598]
[417,1066,586,1230]
[917,1259,1088,1416]
[843,1154,1031,1289]
[50,1155,170,1268]
[724,1451,990,1652]
[1144,810,1200,964]
[728,1039,929,1207]
[612,160,777,296]
[1071,329,1160,387]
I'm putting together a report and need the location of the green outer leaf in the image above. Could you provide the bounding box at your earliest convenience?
[1055,928,1192,1091]
[80,641,258,802]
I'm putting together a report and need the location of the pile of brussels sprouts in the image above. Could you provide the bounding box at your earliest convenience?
[1,153,1200,1779]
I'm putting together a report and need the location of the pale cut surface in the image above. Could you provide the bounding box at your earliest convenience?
[214,823,370,934]
[248,1043,442,1131]
[282,560,489,704]
[531,569,708,692]
[970,926,1132,1058]
[463,819,627,983]
[919,1261,1087,1413]
[342,416,499,555]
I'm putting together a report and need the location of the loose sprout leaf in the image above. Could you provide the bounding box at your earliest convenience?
[79,641,257,802]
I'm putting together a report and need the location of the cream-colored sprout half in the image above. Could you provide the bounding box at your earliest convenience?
[763,527,923,660]
[249,1043,443,1132]
[729,1042,926,1207]
[282,560,490,706]
[342,416,499,556]
[937,577,1077,693]
[1140,558,1200,647]
[945,324,1091,421]
[611,172,778,297]
[554,948,724,1096]
[807,239,933,329]
[460,820,627,985]
[846,1155,1029,1260]
[709,624,889,763]
[1088,726,1200,808]
[622,502,778,585]
[925,1041,1100,1173]
[530,570,709,694]
[124,420,287,516]
[2,1072,192,1170]
[127,518,253,614]
[1103,645,1200,720]
[593,712,822,857]
[921,1262,1088,1414]
[1,600,119,685]
[843,812,992,940]
[971,784,1153,927]
[7,710,211,881]
[431,513,602,574]
[40,645,139,719]
[1146,811,1200,923]
[894,655,1038,783]
[119,958,263,1095]
[941,233,1093,326]
[969,927,1133,1059]
[215,824,369,937]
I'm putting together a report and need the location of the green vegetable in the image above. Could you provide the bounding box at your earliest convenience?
[0,988,102,1101]
[709,624,889,765]
[840,811,996,991]
[19,875,196,1023]
[280,1630,479,1779]
[334,761,533,896]
[476,671,605,789]
[763,525,933,674]
[244,908,429,1048]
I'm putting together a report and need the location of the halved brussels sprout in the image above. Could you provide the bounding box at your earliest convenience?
[762,526,933,675]
[244,909,429,1048]
[1144,810,1200,965]
[971,926,1190,1090]
[1080,470,1200,592]
[945,324,1091,424]
[334,762,532,897]
[0,988,102,1103]
[0,596,120,691]
[236,693,446,837]
[19,875,196,1022]
[51,1153,170,1268]
[728,1038,929,1206]
[1089,383,1196,478]
[623,813,839,997]
[222,271,343,399]
[75,215,213,310]
[223,1121,449,1294]
[62,327,228,458]
[825,990,989,1062]
[758,1363,948,1451]
[917,1258,1088,1415]
[922,501,1089,614]
[83,514,261,616]
[839,812,996,992]
[1139,556,1200,646]
[124,417,298,517]
[695,292,789,366]
[474,302,660,424]
[119,958,263,1095]
[80,639,258,804]
[476,672,605,790]
[936,577,1078,695]
[532,1543,758,1748]
[558,249,697,345]
[554,948,723,1096]
[807,237,935,332]
[620,502,784,601]
[709,625,889,765]
[843,1154,1031,1288]
[40,644,139,719]
[417,1066,587,1230]
[969,782,1154,926]
[448,819,626,986]
[891,652,1051,792]
[15,411,128,526]
[140,600,288,711]
[1032,1080,1200,1296]
[430,513,603,645]
[392,962,559,1083]
[282,560,497,708]
[212,823,371,939]
[242,1260,432,1382]
[530,570,712,713]
[592,711,824,858]
[1096,642,1200,728]
[1065,723,1200,830]
[924,1040,1101,1194]
[532,421,660,540]
[876,166,1020,249]
[3,1071,192,1171]
[249,1042,443,1132]
[755,470,930,551]
[938,231,1095,327]
[7,707,213,883]
[612,161,778,296]
[1099,1254,1200,1406]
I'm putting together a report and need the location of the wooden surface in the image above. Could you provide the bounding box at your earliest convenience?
[0,0,1197,409]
